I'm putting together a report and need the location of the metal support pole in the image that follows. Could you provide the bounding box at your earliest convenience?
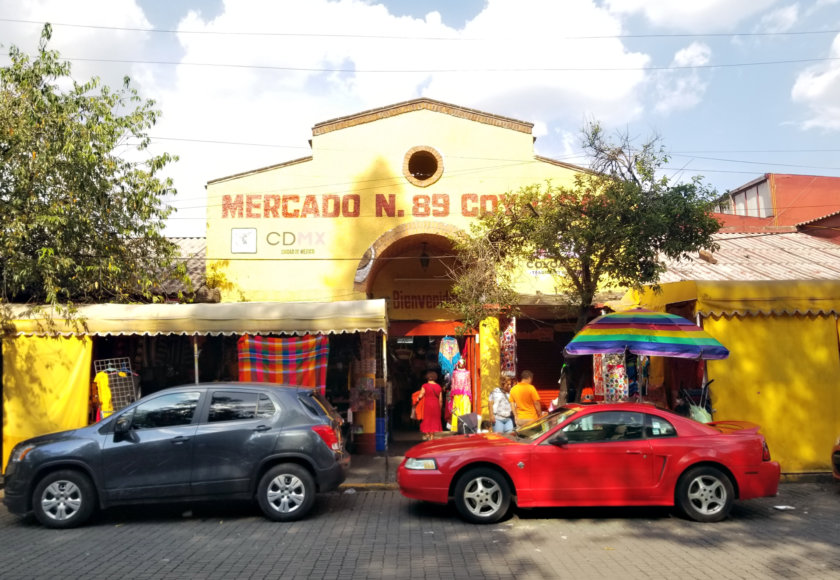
[193,334,200,385]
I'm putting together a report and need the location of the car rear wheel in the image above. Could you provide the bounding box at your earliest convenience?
[257,463,316,522]
[453,467,511,524]
[676,466,734,522]
[32,470,96,529]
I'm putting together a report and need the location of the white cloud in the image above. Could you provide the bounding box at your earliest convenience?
[673,43,712,67]
[0,0,152,85]
[0,0,668,235]
[653,43,711,115]
[134,0,658,234]
[604,0,779,31]
[757,4,799,33]
[791,33,840,130]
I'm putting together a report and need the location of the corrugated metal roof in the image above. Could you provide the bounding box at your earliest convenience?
[660,232,840,282]
[797,208,840,226]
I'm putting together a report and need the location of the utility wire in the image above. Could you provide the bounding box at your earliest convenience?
[62,55,840,73]
[2,17,838,41]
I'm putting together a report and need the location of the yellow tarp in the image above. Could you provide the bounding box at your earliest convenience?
[705,314,840,472]
[2,336,92,473]
[623,280,840,317]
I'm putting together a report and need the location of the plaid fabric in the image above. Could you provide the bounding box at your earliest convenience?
[237,334,329,391]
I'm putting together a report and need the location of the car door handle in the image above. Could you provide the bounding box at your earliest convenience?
[254,425,271,432]
[626,450,642,454]
[171,436,190,445]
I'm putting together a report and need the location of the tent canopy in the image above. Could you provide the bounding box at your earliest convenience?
[4,299,388,336]
[617,280,840,317]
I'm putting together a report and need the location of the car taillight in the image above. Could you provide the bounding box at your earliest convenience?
[312,425,341,451]
[761,439,772,461]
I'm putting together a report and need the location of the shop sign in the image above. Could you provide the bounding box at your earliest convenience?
[221,192,508,220]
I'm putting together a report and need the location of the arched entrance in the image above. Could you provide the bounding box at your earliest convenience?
[355,223,479,437]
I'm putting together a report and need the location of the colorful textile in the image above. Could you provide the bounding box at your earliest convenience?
[602,353,628,402]
[592,353,605,400]
[564,308,729,360]
[500,318,517,378]
[237,334,329,391]
[449,368,472,431]
[438,336,460,376]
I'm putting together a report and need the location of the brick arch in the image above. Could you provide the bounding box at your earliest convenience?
[354,221,464,295]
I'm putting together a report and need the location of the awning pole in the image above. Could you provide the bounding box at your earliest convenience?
[193,334,200,385]
[382,331,389,479]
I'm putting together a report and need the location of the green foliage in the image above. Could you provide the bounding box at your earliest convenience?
[440,230,521,334]
[447,122,721,331]
[0,25,188,318]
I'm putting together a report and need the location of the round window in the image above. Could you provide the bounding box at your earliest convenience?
[403,146,443,187]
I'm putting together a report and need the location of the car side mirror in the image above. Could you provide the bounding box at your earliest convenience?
[548,432,569,447]
[114,413,133,435]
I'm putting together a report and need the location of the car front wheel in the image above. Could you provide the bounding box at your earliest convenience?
[676,466,734,522]
[32,470,96,529]
[453,467,511,524]
[257,463,316,522]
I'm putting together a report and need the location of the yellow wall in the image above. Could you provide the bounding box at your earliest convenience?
[479,317,500,423]
[705,314,840,473]
[205,104,578,308]
[3,336,92,472]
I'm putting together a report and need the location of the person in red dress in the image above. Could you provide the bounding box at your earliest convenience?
[418,371,443,440]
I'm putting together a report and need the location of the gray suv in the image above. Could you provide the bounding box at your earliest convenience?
[3,382,349,528]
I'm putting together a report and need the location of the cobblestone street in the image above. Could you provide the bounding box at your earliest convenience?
[1,481,838,580]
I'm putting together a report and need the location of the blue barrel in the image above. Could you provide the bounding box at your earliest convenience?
[375,418,387,451]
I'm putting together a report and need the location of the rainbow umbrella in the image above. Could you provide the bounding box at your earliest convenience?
[564,308,729,360]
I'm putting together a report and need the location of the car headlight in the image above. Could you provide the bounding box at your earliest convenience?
[404,457,438,470]
[10,444,36,463]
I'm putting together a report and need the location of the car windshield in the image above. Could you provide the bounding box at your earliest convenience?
[513,407,579,441]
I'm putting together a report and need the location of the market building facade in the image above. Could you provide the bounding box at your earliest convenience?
[4,100,839,475]
[203,98,586,450]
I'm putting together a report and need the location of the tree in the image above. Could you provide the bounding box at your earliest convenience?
[445,121,721,332]
[0,25,187,324]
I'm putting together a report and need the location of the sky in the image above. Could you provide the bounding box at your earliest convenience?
[2,0,839,237]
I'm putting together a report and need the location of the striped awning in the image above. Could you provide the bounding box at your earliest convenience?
[564,308,729,360]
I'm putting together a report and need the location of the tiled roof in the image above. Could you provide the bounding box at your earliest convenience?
[161,237,206,294]
[659,232,840,282]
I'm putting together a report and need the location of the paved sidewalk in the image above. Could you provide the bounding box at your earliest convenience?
[340,432,422,489]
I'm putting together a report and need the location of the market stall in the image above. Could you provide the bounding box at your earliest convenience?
[564,308,729,414]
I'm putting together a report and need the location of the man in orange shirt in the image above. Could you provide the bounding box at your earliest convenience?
[510,370,543,427]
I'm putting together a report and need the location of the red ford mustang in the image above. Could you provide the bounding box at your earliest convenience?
[398,403,780,523]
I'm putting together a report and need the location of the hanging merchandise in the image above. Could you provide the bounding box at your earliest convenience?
[237,334,329,391]
[92,357,138,415]
[500,318,517,378]
[602,352,628,402]
[592,353,605,401]
[449,359,472,431]
[438,336,461,377]
[93,372,112,421]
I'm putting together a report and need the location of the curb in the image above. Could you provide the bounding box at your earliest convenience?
[338,482,399,491]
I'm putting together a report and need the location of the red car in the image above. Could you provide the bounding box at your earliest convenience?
[398,403,780,524]
[832,437,840,481]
